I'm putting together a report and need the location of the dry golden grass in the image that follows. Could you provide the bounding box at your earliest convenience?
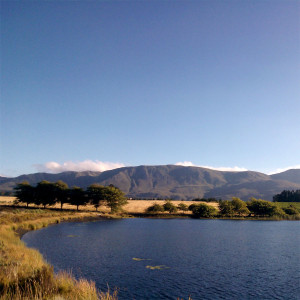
[1,196,219,214]
[0,207,117,299]
[0,196,16,205]
[0,202,195,299]
[124,200,218,213]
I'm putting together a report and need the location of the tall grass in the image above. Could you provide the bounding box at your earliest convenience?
[0,207,117,299]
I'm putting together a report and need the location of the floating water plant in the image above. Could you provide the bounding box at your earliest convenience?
[146,265,170,270]
[132,257,151,261]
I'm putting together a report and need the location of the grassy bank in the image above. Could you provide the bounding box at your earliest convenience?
[0,206,117,299]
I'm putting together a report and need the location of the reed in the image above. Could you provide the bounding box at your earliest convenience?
[0,207,117,299]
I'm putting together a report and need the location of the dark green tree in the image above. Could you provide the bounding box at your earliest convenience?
[146,203,164,213]
[163,201,178,213]
[191,203,217,218]
[231,197,250,216]
[87,184,105,211]
[102,185,128,213]
[188,203,198,211]
[177,203,188,212]
[273,190,300,202]
[14,181,35,207]
[247,198,285,217]
[69,186,87,211]
[35,181,56,208]
[55,180,69,210]
[219,200,235,217]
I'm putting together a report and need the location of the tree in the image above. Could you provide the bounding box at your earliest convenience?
[55,180,69,210]
[188,203,198,211]
[191,203,217,218]
[69,186,87,211]
[273,190,300,202]
[219,200,235,217]
[146,203,165,213]
[35,181,56,208]
[14,181,35,207]
[163,201,178,213]
[177,203,188,212]
[247,198,285,217]
[231,197,250,216]
[102,185,128,213]
[87,184,105,211]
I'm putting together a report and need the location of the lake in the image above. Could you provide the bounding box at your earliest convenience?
[22,218,300,299]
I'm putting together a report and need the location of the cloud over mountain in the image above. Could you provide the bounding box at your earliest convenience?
[268,164,300,175]
[2,165,300,200]
[175,161,248,172]
[34,160,125,173]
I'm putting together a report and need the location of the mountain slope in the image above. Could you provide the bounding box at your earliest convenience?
[270,169,300,184]
[1,165,300,201]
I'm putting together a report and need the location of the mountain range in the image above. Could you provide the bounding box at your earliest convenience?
[1,165,300,201]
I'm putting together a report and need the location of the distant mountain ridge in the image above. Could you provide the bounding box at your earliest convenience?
[1,165,300,201]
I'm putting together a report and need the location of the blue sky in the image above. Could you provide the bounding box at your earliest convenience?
[1,0,300,177]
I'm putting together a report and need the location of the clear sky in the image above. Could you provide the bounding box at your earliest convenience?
[1,0,300,177]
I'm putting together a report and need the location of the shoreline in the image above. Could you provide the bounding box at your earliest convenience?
[1,205,299,298]
[0,206,118,299]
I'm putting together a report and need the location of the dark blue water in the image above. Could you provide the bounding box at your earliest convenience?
[22,219,300,299]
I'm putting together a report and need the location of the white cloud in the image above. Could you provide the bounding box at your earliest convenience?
[175,161,195,167]
[268,164,300,175]
[34,160,125,173]
[175,161,248,172]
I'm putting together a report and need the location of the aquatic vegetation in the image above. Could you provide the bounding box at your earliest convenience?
[146,265,170,270]
[132,257,151,261]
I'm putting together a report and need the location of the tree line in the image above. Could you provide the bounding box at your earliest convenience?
[14,180,127,212]
[273,190,300,202]
[146,197,299,218]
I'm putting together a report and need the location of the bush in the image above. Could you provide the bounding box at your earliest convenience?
[219,200,235,217]
[163,201,178,213]
[247,198,286,217]
[191,204,217,218]
[231,197,250,216]
[219,198,250,217]
[177,203,188,212]
[146,203,164,213]
[283,205,299,215]
[188,204,197,211]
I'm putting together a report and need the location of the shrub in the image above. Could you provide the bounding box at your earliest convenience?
[163,201,178,213]
[247,198,286,217]
[219,200,235,217]
[177,203,188,212]
[231,197,250,216]
[191,204,217,218]
[188,204,197,211]
[283,205,299,215]
[146,203,164,213]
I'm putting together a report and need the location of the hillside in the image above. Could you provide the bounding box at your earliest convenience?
[1,165,300,201]
[270,169,300,184]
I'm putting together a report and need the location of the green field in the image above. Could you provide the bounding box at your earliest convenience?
[274,202,300,209]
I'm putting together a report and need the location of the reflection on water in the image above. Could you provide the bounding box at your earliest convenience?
[23,219,300,299]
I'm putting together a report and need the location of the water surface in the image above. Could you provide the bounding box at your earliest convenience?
[22,219,300,299]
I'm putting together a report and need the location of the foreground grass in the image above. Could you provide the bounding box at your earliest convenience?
[0,207,117,299]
